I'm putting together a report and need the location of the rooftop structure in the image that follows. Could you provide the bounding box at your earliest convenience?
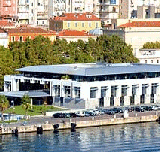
[17,63,160,76]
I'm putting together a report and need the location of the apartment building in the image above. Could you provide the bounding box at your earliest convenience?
[119,0,160,19]
[18,0,48,26]
[0,0,18,21]
[48,0,94,18]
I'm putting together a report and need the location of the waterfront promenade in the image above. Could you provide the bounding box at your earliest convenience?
[0,111,159,135]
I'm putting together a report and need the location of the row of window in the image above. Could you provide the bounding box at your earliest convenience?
[53,84,158,99]
[145,59,160,64]
[67,22,99,28]
[53,85,80,98]
[90,83,158,99]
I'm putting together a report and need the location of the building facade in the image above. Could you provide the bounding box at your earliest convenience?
[48,0,94,18]
[49,13,101,32]
[138,49,160,64]
[57,29,97,42]
[0,0,18,18]
[118,21,160,55]
[3,63,160,109]
[18,0,48,26]
[6,26,56,43]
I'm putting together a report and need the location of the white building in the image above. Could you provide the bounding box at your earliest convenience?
[2,63,160,109]
[48,0,94,17]
[0,29,8,48]
[18,0,48,26]
[138,49,160,64]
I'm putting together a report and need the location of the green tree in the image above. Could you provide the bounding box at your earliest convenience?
[22,94,31,115]
[0,95,9,121]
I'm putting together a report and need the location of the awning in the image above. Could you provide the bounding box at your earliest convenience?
[0,90,50,98]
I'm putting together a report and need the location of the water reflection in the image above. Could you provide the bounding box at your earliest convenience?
[0,122,160,151]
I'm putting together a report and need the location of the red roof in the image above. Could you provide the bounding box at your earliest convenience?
[52,13,100,21]
[0,20,15,27]
[58,30,94,36]
[6,27,56,34]
[119,21,160,28]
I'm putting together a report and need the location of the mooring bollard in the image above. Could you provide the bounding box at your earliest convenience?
[15,127,18,136]
[71,123,77,132]
[37,125,43,134]
[53,124,59,133]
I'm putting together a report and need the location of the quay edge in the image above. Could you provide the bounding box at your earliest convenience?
[0,114,159,135]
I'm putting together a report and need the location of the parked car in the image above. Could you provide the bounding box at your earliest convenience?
[53,113,66,118]
[105,109,115,115]
[135,106,144,112]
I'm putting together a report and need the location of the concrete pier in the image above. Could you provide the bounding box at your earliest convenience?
[0,114,158,135]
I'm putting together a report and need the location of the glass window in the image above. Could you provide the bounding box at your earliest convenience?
[145,60,147,63]
[74,87,80,98]
[101,86,108,97]
[121,85,127,96]
[157,60,159,63]
[88,22,91,27]
[53,85,60,97]
[65,86,71,97]
[75,22,77,27]
[151,60,153,63]
[90,87,98,98]
[82,23,84,27]
[111,86,117,97]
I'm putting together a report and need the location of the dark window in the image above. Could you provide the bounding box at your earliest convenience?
[19,36,23,42]
[90,87,98,98]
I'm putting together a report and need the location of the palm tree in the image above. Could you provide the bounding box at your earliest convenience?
[0,95,9,121]
[22,94,31,116]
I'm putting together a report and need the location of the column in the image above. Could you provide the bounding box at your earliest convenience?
[104,85,111,107]
[145,84,151,104]
[114,85,121,106]
[135,84,141,105]
[124,85,132,106]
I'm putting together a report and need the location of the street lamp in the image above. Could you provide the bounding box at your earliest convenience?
[11,100,14,107]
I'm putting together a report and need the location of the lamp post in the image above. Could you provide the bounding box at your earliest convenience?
[11,100,14,107]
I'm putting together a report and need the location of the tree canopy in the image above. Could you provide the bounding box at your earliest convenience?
[143,41,160,49]
[0,34,138,90]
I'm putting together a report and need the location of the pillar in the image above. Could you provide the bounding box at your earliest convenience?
[114,85,121,106]
[145,84,151,104]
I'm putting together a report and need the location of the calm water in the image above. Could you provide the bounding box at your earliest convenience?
[1,122,160,152]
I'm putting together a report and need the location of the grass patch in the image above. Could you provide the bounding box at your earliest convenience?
[4,105,62,116]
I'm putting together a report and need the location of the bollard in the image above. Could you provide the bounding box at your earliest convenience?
[37,125,43,134]
[15,127,18,136]
[71,123,77,132]
[53,124,59,133]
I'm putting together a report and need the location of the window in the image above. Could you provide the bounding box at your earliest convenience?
[151,60,153,63]
[90,87,98,98]
[132,85,138,95]
[12,36,15,42]
[31,3,33,6]
[74,87,80,98]
[75,22,77,27]
[142,84,148,95]
[145,60,147,63]
[121,85,127,96]
[53,85,60,97]
[31,9,33,13]
[38,3,40,6]
[19,36,23,42]
[42,21,44,24]
[68,22,70,27]
[157,60,159,63]
[82,23,84,27]
[101,86,108,97]
[111,86,117,97]
[96,22,99,28]
[88,22,91,27]
[65,86,71,97]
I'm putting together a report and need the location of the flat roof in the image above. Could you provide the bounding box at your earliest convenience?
[17,63,160,76]
[0,91,50,98]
